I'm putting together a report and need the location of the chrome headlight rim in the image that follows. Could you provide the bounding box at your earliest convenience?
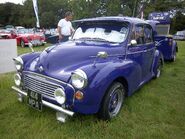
[14,73,21,86]
[14,56,23,71]
[54,88,66,104]
[71,69,88,90]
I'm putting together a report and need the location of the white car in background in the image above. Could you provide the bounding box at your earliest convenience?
[173,31,185,40]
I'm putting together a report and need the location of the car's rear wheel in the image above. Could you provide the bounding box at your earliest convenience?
[98,82,125,120]
[171,50,176,62]
[21,40,25,48]
[154,58,163,78]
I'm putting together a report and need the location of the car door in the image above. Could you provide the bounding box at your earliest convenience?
[127,24,155,82]
[143,24,155,78]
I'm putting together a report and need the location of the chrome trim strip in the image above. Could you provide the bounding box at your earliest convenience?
[12,86,74,116]
[128,47,155,55]
[23,71,75,92]
[89,54,125,58]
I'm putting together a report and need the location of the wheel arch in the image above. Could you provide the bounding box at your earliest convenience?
[99,76,129,110]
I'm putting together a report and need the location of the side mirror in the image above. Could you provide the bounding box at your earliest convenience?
[97,51,108,59]
[130,40,137,46]
[93,51,108,67]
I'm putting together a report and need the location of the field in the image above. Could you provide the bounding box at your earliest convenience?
[0,42,185,139]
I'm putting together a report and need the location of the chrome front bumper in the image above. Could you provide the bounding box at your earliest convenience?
[12,86,74,122]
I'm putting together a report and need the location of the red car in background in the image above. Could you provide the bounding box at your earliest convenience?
[0,29,46,47]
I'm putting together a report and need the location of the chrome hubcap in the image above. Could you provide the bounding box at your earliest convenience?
[108,87,123,117]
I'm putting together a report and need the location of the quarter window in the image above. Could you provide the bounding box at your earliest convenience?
[135,25,144,45]
[144,25,153,43]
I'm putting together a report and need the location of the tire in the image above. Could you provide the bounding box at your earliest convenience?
[154,58,163,78]
[171,51,176,62]
[20,40,25,48]
[98,82,126,120]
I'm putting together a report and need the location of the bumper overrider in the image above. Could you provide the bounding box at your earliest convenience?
[12,71,75,123]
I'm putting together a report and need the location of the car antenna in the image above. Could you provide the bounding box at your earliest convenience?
[28,43,34,52]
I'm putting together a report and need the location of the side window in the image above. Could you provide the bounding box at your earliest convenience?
[144,25,153,43]
[135,25,144,45]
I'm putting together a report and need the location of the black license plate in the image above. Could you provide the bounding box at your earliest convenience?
[27,91,42,111]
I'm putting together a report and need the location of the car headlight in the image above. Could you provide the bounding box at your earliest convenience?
[54,88,66,104]
[13,57,23,71]
[71,69,88,89]
[14,73,21,86]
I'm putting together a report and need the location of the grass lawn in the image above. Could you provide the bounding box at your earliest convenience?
[0,42,185,139]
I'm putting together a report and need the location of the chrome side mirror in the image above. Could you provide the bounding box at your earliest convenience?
[97,51,108,59]
[93,51,108,67]
[130,40,137,46]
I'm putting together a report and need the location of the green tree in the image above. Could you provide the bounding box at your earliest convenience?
[171,11,185,33]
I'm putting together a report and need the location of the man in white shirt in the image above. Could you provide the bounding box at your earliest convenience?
[57,11,74,42]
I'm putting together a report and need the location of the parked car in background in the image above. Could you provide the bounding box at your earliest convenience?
[173,31,185,40]
[148,12,178,61]
[0,29,12,39]
[45,28,59,44]
[15,26,25,31]
[16,28,46,47]
[12,16,163,122]
[0,28,46,47]
[5,25,15,30]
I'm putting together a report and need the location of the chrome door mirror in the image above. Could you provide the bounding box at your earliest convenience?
[130,40,137,46]
[93,51,108,67]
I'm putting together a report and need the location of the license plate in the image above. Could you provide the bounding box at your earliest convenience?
[27,91,42,111]
[31,40,41,45]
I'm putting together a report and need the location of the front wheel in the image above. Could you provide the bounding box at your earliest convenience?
[98,82,126,120]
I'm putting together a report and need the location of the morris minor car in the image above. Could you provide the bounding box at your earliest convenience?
[148,12,178,61]
[12,16,163,122]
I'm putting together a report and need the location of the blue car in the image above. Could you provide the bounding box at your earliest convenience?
[148,12,178,61]
[12,16,163,122]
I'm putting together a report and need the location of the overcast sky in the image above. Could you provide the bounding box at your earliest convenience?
[0,0,25,5]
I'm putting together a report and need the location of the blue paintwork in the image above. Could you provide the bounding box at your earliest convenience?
[19,16,161,114]
[147,12,178,61]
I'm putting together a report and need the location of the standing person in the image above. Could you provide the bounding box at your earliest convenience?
[57,11,74,43]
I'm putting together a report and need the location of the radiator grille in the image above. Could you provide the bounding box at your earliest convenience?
[24,74,61,98]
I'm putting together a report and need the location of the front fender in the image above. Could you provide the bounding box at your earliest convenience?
[20,52,41,69]
[73,59,142,114]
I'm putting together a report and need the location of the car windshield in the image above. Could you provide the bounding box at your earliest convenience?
[72,21,129,43]
[156,24,170,36]
[17,29,33,34]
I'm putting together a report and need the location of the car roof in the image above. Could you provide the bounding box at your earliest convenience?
[74,16,149,24]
